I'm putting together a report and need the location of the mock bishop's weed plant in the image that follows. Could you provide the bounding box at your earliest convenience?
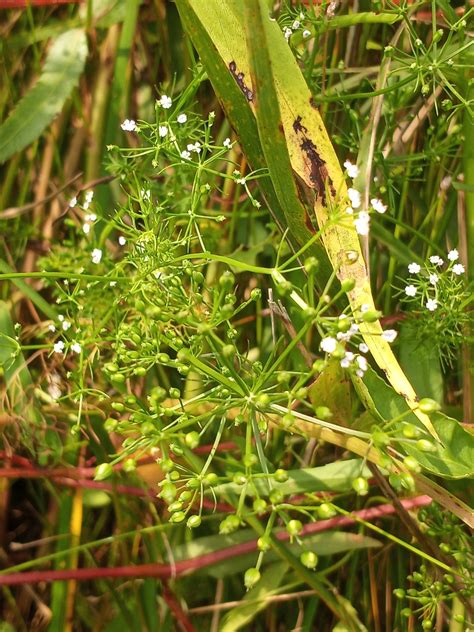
[1,0,473,630]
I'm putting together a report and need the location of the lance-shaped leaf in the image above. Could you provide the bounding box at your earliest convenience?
[0,29,88,164]
[176,0,436,438]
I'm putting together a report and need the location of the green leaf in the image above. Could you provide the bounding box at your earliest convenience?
[398,322,443,403]
[214,458,371,498]
[0,29,88,164]
[172,530,381,579]
[354,367,474,479]
[220,562,288,632]
[308,359,353,425]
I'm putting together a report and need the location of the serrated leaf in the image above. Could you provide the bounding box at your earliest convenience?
[0,29,88,164]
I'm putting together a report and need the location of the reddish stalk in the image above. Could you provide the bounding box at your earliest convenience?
[0,496,431,586]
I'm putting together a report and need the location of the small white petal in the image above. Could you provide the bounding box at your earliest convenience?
[159,125,168,138]
[69,197,77,208]
[404,284,417,297]
[382,329,398,343]
[359,343,369,354]
[452,263,465,275]
[320,337,337,354]
[177,113,187,124]
[71,342,82,354]
[91,248,102,264]
[425,298,438,311]
[408,262,421,274]
[348,188,361,209]
[121,119,137,132]
[447,249,459,262]
[159,95,172,109]
[429,255,444,266]
[370,198,387,214]
[53,341,65,354]
[118,236,126,246]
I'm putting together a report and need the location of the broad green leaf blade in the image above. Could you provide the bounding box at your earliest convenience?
[172,530,381,579]
[213,458,371,498]
[220,562,288,632]
[398,322,443,403]
[0,301,34,417]
[354,366,474,479]
[0,29,88,164]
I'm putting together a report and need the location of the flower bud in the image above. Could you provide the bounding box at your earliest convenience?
[300,551,318,569]
[244,567,261,589]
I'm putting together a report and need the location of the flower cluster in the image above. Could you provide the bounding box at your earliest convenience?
[404,250,464,312]
[343,160,387,236]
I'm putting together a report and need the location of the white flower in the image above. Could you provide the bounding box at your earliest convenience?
[159,95,172,109]
[83,223,91,235]
[187,142,201,154]
[404,284,417,297]
[354,211,370,235]
[429,255,443,266]
[69,196,77,208]
[284,27,292,40]
[447,249,459,262]
[320,337,337,354]
[48,324,56,332]
[85,191,94,204]
[348,187,361,208]
[345,206,354,215]
[408,262,421,274]
[118,236,126,246]
[370,198,387,214]
[340,352,354,368]
[356,369,365,378]
[356,355,368,371]
[382,329,398,343]
[292,19,300,29]
[121,119,137,132]
[58,314,64,322]
[177,113,187,124]
[91,248,102,264]
[359,343,369,353]
[429,274,439,286]
[53,341,65,354]
[85,213,97,221]
[343,160,359,179]
[452,263,465,275]
[62,320,71,331]
[303,29,311,38]
[109,281,117,287]
[71,342,82,354]
[223,137,232,149]
[159,125,168,138]
[425,298,438,311]
[181,150,191,160]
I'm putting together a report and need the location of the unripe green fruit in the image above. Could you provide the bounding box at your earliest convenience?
[418,398,441,413]
[317,503,336,519]
[361,310,382,323]
[300,551,318,569]
[352,477,369,496]
[287,519,303,536]
[244,567,261,589]
[169,511,186,523]
[187,515,202,529]
[257,536,271,551]
[253,498,267,515]
[95,463,113,481]
[184,431,200,449]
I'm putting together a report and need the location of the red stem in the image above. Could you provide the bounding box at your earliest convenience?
[0,496,431,586]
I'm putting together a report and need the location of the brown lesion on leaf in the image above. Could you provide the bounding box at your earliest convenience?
[292,117,336,207]
[229,60,254,102]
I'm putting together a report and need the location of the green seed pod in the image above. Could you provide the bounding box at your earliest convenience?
[204,473,219,486]
[403,456,421,473]
[123,458,136,473]
[253,498,267,515]
[244,567,261,589]
[186,477,201,490]
[361,310,382,323]
[184,431,200,449]
[393,588,405,599]
[187,515,202,529]
[304,257,319,273]
[257,536,271,551]
[104,418,118,433]
[169,511,186,524]
[416,439,437,452]
[94,463,113,481]
[417,398,441,414]
[233,473,247,485]
[222,344,235,358]
[219,271,235,290]
[287,519,303,537]
[219,514,240,535]
[111,402,125,412]
[255,393,270,410]
[269,489,284,505]
[281,413,295,429]
[250,288,262,301]
[179,490,193,502]
[133,366,147,376]
[317,503,336,519]
[341,278,356,293]
[315,406,332,420]
[352,477,369,496]
[300,551,318,569]
[243,453,258,468]
[402,423,421,439]
[274,468,289,483]
[111,373,125,384]
[169,387,181,399]
[168,501,184,513]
